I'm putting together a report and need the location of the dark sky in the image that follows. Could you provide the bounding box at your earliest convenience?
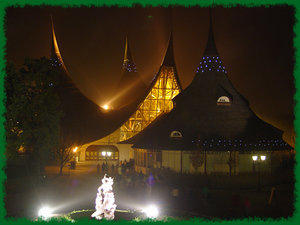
[5,6,295,139]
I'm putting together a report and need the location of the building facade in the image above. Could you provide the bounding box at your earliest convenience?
[124,12,292,175]
[77,34,182,164]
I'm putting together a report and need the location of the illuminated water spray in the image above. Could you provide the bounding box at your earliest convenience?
[91,174,117,220]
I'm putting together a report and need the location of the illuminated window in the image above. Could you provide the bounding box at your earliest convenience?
[18,145,25,154]
[85,145,119,161]
[170,130,183,138]
[120,66,181,141]
[86,152,90,160]
[217,96,231,106]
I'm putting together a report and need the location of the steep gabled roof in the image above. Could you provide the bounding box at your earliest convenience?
[51,16,68,74]
[161,32,176,66]
[120,32,183,113]
[50,17,135,145]
[113,37,146,109]
[123,10,292,151]
[204,8,219,56]
[123,37,133,66]
[173,8,248,109]
[162,32,182,90]
[128,108,291,151]
[147,32,182,92]
[117,33,182,142]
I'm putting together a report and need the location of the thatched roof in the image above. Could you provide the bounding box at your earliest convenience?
[51,24,182,146]
[51,21,136,145]
[120,108,291,151]
[120,14,292,152]
[113,37,147,109]
[56,69,135,145]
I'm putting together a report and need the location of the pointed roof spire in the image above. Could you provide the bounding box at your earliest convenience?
[204,8,219,55]
[50,15,68,73]
[122,37,137,73]
[51,15,61,59]
[50,15,56,59]
[161,32,176,66]
[123,36,134,65]
[195,9,227,75]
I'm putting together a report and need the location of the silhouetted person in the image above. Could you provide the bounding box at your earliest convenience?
[97,163,100,173]
[118,164,122,175]
[121,162,125,173]
[111,164,115,173]
[102,163,105,173]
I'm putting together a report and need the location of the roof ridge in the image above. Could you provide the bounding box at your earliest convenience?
[50,16,68,74]
[203,8,219,56]
[161,31,176,67]
[123,36,134,67]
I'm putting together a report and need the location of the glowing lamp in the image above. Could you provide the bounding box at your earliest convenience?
[102,104,109,110]
[252,156,258,161]
[38,206,53,219]
[107,152,112,157]
[143,205,159,219]
[73,146,78,153]
[102,151,107,156]
[260,155,266,161]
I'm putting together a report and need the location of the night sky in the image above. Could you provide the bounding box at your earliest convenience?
[5,6,295,142]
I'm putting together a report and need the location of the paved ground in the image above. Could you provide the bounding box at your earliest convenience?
[5,161,295,220]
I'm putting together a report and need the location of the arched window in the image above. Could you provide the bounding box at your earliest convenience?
[85,145,119,161]
[217,96,231,106]
[170,130,183,138]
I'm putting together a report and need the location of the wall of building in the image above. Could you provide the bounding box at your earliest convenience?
[239,152,272,174]
[77,128,134,163]
[162,150,182,173]
[115,143,133,162]
[182,152,191,173]
[160,150,272,175]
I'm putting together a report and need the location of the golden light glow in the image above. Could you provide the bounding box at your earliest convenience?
[18,145,25,154]
[51,17,68,73]
[102,104,109,110]
[105,77,145,109]
[119,66,181,141]
[101,151,112,157]
[73,146,78,153]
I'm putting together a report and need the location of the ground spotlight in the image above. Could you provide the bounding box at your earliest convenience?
[143,204,159,219]
[38,206,53,219]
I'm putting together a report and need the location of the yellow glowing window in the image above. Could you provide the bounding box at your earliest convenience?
[217,96,231,106]
[119,67,181,141]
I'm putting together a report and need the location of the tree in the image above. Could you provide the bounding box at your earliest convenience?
[55,133,80,175]
[4,62,23,159]
[4,57,63,175]
[190,151,205,174]
[190,137,207,175]
[56,144,74,176]
[227,151,237,176]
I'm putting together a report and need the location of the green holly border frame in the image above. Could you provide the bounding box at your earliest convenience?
[0,0,298,224]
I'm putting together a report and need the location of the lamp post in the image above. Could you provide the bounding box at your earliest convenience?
[73,146,78,162]
[252,155,266,191]
[70,146,78,169]
[102,151,112,173]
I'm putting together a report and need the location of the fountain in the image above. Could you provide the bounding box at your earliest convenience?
[91,174,116,220]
